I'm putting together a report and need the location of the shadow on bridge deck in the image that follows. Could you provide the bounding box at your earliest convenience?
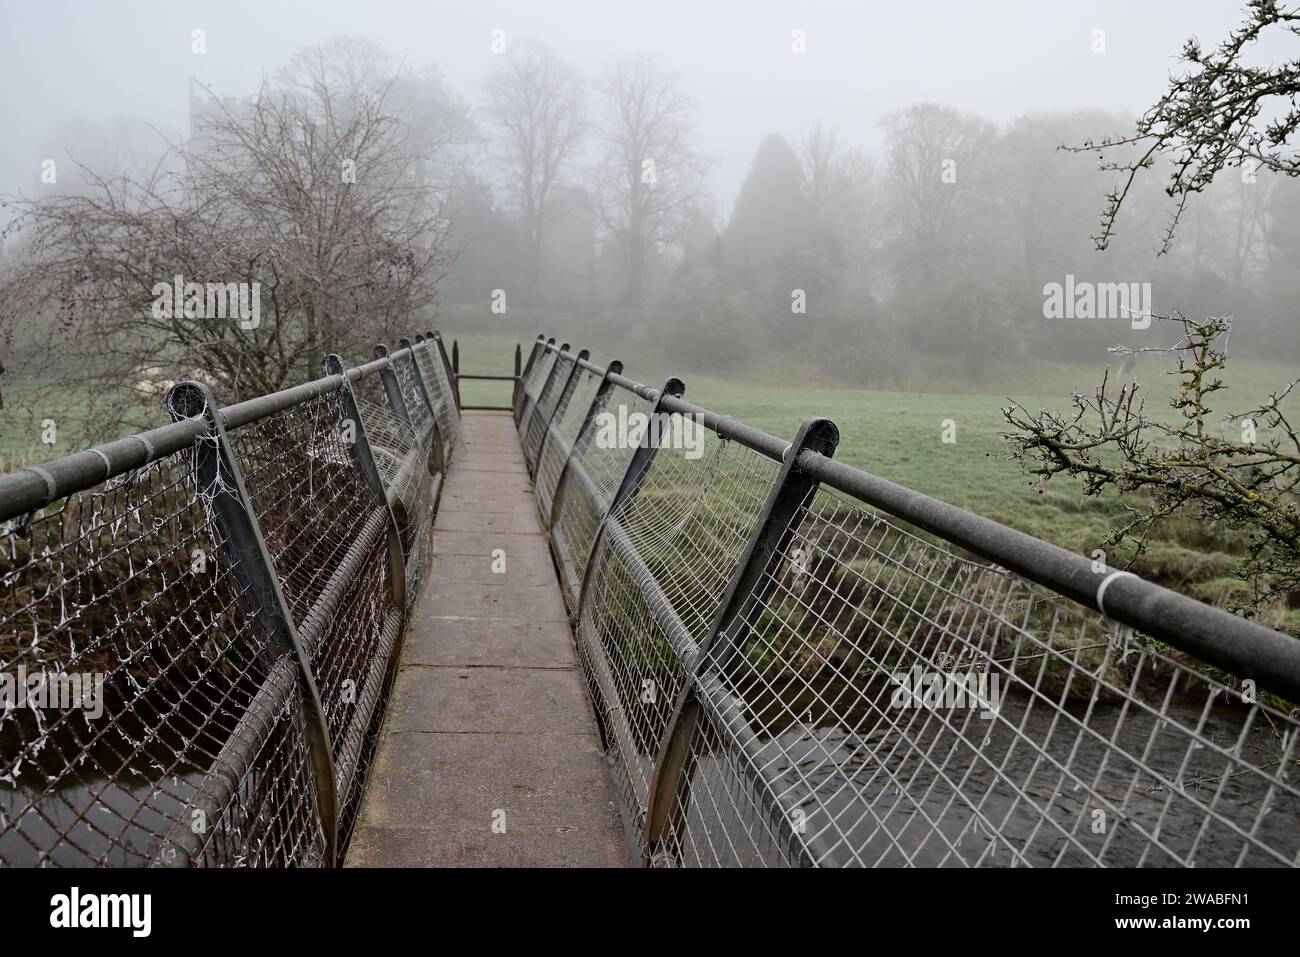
[345,411,628,867]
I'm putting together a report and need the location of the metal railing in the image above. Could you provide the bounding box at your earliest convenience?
[0,333,458,867]
[450,339,523,412]
[4,328,1298,869]
[516,335,1300,868]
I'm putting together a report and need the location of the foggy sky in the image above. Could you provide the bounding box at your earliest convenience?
[0,0,1286,210]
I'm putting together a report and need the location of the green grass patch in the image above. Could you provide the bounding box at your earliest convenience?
[437,327,1292,612]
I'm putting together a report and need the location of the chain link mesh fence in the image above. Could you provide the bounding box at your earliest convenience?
[413,338,460,462]
[548,385,652,608]
[518,340,1300,869]
[0,337,456,867]
[350,368,437,608]
[533,363,602,526]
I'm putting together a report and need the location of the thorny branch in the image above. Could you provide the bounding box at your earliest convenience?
[1066,0,1300,253]
[1004,312,1300,609]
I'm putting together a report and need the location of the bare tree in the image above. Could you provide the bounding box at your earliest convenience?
[798,119,873,268]
[281,37,475,188]
[1071,0,1300,253]
[482,41,585,304]
[881,103,995,271]
[0,43,455,434]
[278,35,392,101]
[593,56,706,306]
[1004,313,1300,610]
[799,119,871,227]
[35,114,173,201]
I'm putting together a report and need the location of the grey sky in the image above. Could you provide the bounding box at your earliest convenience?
[0,0,1281,211]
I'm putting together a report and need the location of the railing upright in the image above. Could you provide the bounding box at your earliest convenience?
[574,377,685,625]
[514,335,545,421]
[323,355,409,615]
[433,332,461,413]
[520,342,569,470]
[547,359,623,531]
[643,416,839,868]
[399,336,446,471]
[534,347,590,482]
[162,380,341,867]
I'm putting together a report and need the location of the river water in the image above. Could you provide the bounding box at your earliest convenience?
[677,687,1299,867]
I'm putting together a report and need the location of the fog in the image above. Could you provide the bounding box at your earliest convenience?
[0,1,1279,208]
[1,0,1297,407]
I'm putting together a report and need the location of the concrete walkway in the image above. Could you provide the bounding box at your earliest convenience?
[345,411,628,867]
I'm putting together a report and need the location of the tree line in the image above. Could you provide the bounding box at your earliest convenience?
[2,29,1298,435]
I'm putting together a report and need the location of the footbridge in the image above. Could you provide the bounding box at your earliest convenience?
[1,334,1298,868]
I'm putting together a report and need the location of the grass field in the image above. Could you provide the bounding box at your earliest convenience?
[5,325,1295,629]
[446,327,1298,629]
[0,367,165,475]
[0,378,118,476]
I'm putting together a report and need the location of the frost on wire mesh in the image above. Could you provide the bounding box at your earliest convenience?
[0,451,324,866]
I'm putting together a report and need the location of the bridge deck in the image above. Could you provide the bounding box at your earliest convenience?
[346,411,628,867]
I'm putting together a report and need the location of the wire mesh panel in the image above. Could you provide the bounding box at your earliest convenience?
[0,334,450,869]
[533,350,1300,870]
[513,340,544,416]
[350,372,435,605]
[223,388,401,851]
[533,364,602,524]
[0,451,324,867]
[413,340,460,460]
[516,342,554,414]
[392,351,435,453]
[651,484,1300,867]
[617,426,779,643]
[518,348,559,444]
[573,412,781,850]
[549,388,652,607]
[523,352,574,470]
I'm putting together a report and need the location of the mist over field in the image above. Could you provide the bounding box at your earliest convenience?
[2,0,1298,385]
[1,0,1299,615]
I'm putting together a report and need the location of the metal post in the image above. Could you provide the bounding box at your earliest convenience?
[573,377,685,625]
[534,347,589,482]
[431,332,461,413]
[547,359,622,532]
[520,342,568,468]
[517,337,555,428]
[373,344,415,431]
[410,336,447,473]
[514,335,544,422]
[399,337,438,423]
[399,337,446,471]
[452,340,459,376]
[642,417,839,868]
[165,380,341,866]
[322,355,408,615]
[514,343,522,380]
